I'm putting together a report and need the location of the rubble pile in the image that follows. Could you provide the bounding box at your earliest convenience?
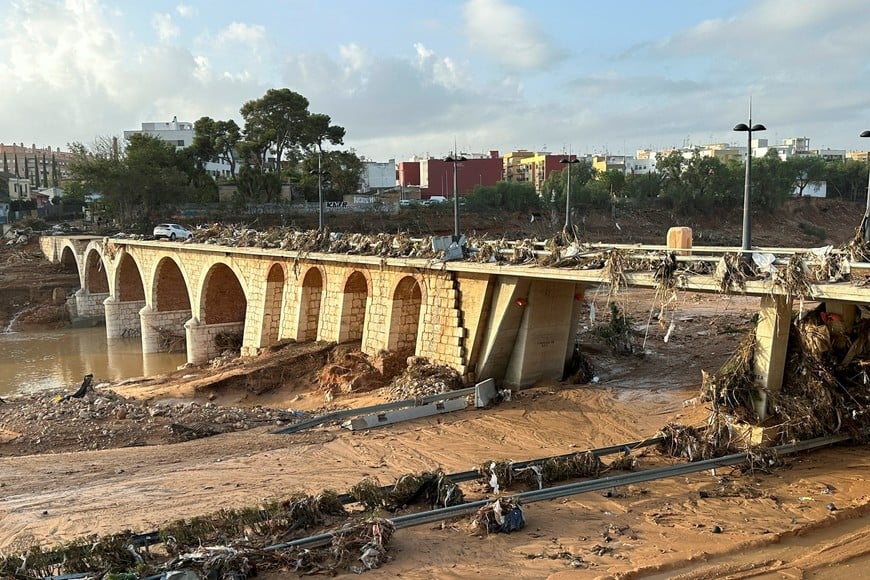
[382,356,463,401]
[319,349,389,397]
[0,387,303,452]
[662,302,870,461]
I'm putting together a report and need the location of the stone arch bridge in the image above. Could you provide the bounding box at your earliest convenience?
[39,236,870,394]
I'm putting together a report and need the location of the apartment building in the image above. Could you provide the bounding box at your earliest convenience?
[0,143,73,183]
[124,117,233,177]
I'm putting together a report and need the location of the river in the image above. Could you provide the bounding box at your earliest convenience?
[0,327,188,397]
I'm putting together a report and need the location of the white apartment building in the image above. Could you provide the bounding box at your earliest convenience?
[124,117,233,177]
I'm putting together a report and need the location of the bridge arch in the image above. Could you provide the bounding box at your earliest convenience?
[297,266,325,341]
[200,263,247,325]
[388,275,424,354]
[260,262,286,347]
[141,257,192,354]
[105,252,147,338]
[59,246,79,280]
[115,253,145,301]
[338,270,370,343]
[71,247,111,320]
[84,248,109,294]
[153,257,191,312]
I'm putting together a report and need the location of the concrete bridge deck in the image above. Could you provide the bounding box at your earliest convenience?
[38,235,870,410]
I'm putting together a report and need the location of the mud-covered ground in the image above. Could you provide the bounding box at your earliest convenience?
[3,287,869,579]
[2,203,870,578]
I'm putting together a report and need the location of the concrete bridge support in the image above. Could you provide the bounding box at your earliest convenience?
[475,277,582,388]
[186,319,245,365]
[140,306,191,354]
[753,294,793,419]
[503,280,583,388]
[104,297,145,338]
[74,289,109,319]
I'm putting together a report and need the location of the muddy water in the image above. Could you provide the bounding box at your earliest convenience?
[0,327,187,396]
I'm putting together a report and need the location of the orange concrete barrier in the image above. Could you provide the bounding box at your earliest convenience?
[667,226,693,255]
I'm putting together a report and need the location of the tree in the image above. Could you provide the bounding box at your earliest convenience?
[190,117,242,178]
[785,156,827,197]
[302,113,345,158]
[654,151,741,213]
[67,134,204,230]
[2,152,7,173]
[465,181,540,211]
[824,159,867,201]
[540,160,595,209]
[240,88,310,170]
[751,151,793,210]
[236,166,283,204]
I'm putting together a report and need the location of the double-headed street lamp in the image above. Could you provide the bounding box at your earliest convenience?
[733,118,766,258]
[560,156,580,234]
[310,150,330,231]
[860,130,870,242]
[445,153,466,241]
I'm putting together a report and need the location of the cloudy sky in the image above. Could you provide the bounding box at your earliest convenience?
[2,0,870,161]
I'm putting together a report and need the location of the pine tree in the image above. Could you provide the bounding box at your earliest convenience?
[34,156,41,187]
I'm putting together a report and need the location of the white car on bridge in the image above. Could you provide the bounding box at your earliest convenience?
[153,223,191,241]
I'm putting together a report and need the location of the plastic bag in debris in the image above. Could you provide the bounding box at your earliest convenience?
[752,252,776,275]
[489,500,525,533]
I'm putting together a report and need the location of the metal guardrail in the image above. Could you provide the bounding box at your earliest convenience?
[272,387,476,434]
[268,433,852,550]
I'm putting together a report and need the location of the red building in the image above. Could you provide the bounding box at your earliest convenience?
[398,161,421,187]
[418,151,503,199]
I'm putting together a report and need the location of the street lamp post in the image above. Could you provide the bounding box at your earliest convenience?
[445,154,466,241]
[733,118,766,259]
[860,130,870,241]
[560,157,580,234]
[310,150,330,231]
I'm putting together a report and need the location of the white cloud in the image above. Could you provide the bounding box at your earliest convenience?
[463,0,560,71]
[216,22,266,47]
[413,42,467,90]
[193,55,211,82]
[175,3,196,17]
[338,43,366,75]
[152,13,179,42]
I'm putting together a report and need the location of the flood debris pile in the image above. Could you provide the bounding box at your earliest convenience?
[318,349,395,398]
[181,224,724,277]
[160,491,346,551]
[0,386,302,452]
[477,451,605,493]
[663,302,870,460]
[592,303,640,355]
[383,356,463,401]
[350,470,464,511]
[470,498,526,535]
[0,509,394,578]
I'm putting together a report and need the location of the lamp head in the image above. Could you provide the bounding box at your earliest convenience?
[733,123,750,132]
[861,130,870,138]
[750,124,766,132]
[560,157,579,164]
